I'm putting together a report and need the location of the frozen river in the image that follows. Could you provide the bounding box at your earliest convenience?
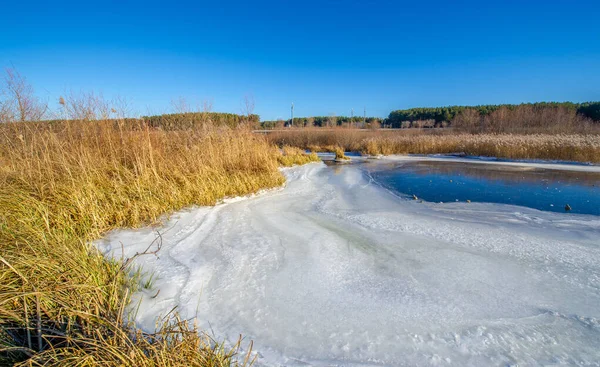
[364,156,600,215]
[97,158,600,366]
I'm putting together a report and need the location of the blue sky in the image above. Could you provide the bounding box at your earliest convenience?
[1,0,599,120]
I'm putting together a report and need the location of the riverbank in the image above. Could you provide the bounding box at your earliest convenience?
[266,130,600,163]
[0,121,317,366]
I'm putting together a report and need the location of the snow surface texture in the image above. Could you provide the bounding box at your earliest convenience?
[97,160,600,366]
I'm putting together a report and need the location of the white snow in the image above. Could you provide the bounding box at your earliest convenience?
[96,161,600,366]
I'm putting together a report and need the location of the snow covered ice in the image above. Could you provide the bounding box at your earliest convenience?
[96,159,600,366]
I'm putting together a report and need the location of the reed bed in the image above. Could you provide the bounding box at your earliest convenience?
[0,120,315,366]
[267,130,600,163]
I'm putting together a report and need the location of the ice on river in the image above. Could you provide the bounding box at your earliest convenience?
[96,161,600,366]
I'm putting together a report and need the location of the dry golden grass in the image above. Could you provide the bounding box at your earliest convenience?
[332,146,350,161]
[277,146,320,167]
[267,130,600,163]
[0,120,316,366]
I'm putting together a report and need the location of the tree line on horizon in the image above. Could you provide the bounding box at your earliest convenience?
[259,102,600,133]
[386,102,600,128]
[0,68,263,129]
[261,116,383,129]
[1,67,598,132]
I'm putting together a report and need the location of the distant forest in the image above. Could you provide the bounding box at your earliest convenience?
[386,102,600,128]
[261,116,383,129]
[260,102,600,131]
[41,112,261,130]
[34,102,600,133]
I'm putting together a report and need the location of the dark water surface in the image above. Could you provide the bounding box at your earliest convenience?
[362,160,600,215]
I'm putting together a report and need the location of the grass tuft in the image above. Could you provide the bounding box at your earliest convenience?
[277,146,320,167]
[332,146,350,161]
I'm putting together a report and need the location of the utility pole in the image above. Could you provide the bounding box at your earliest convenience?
[363,106,366,128]
[351,108,354,129]
[291,102,294,128]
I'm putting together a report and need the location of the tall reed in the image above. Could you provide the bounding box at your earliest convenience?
[267,130,600,163]
[0,120,314,366]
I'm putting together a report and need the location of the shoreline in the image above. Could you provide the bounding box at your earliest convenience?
[100,163,600,366]
[320,151,600,173]
[384,154,600,172]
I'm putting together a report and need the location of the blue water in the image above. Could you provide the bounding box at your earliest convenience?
[364,160,600,216]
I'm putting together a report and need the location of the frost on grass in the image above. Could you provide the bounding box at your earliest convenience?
[97,161,600,366]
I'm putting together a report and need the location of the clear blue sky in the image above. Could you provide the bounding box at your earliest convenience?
[1,0,599,120]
